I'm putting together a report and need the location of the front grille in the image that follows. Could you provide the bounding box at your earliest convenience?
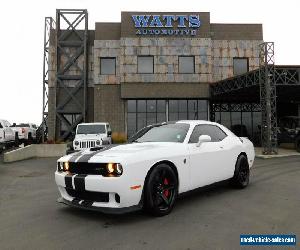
[79,140,96,149]
[68,162,107,175]
[66,188,109,202]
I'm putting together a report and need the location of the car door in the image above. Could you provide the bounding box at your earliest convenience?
[187,124,229,190]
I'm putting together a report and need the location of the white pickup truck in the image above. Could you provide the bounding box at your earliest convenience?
[10,123,25,144]
[0,119,17,151]
[73,122,112,151]
[16,123,37,145]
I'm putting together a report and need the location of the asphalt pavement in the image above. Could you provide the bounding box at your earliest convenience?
[0,156,299,250]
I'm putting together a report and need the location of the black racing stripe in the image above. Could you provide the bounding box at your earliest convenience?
[68,151,84,162]
[74,174,87,191]
[64,174,73,189]
[81,200,93,207]
[76,144,120,163]
[76,150,101,163]
[72,198,81,205]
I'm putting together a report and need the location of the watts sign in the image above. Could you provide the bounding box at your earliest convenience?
[131,15,201,36]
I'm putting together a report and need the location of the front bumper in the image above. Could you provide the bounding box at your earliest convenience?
[55,171,144,213]
[57,197,142,214]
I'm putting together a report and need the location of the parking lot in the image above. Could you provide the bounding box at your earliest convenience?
[0,156,299,250]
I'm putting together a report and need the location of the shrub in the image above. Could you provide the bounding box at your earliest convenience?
[112,132,127,144]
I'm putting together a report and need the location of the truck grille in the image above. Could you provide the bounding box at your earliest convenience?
[66,188,109,202]
[79,141,96,149]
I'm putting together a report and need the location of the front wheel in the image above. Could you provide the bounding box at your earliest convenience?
[144,164,178,216]
[232,155,250,188]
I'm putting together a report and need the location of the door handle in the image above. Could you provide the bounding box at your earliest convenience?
[220,146,224,149]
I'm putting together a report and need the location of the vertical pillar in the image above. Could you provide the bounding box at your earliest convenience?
[259,42,278,154]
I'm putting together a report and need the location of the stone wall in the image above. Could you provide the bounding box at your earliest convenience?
[212,40,262,82]
[93,40,121,85]
[120,37,212,83]
[92,37,262,85]
[93,85,125,133]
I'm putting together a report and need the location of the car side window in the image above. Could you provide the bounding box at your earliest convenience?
[189,125,227,143]
[0,122,3,129]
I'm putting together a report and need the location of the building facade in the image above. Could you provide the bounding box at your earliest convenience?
[48,11,263,140]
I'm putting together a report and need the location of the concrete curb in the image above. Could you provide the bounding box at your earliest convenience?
[3,144,67,163]
[255,147,300,159]
[255,153,300,159]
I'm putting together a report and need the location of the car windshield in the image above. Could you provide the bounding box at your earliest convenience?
[135,123,190,143]
[77,125,106,134]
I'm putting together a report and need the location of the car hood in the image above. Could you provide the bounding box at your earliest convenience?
[74,134,107,140]
[61,142,183,163]
[96,143,167,155]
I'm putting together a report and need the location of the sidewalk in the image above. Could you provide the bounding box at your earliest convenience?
[255,147,300,159]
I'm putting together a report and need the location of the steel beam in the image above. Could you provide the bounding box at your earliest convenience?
[55,9,88,141]
[259,42,277,154]
[41,17,55,143]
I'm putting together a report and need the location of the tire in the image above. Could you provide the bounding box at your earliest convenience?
[295,137,300,153]
[14,133,19,147]
[232,154,250,189]
[27,133,33,145]
[144,164,178,216]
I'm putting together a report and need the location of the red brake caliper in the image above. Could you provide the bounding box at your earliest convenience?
[163,178,169,197]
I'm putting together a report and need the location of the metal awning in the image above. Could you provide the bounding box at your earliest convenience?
[211,66,300,103]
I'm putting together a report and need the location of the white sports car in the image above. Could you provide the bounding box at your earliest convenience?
[55,120,255,216]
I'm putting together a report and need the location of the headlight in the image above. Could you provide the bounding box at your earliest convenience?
[58,162,64,171]
[74,141,79,146]
[96,140,101,145]
[64,162,69,171]
[106,163,123,176]
[57,162,69,172]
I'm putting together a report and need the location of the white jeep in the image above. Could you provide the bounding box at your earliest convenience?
[73,122,112,151]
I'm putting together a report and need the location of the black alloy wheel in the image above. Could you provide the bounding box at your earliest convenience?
[144,164,178,216]
[232,155,250,188]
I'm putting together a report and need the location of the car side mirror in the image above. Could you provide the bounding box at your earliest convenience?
[107,130,112,136]
[196,135,211,147]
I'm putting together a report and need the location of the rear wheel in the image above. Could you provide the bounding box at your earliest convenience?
[14,133,19,147]
[232,155,250,188]
[25,133,33,146]
[144,164,178,216]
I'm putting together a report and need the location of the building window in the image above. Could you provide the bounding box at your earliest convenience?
[169,100,208,121]
[233,58,248,76]
[127,99,209,138]
[213,103,262,145]
[100,57,116,75]
[138,56,154,73]
[179,56,195,73]
[127,100,166,137]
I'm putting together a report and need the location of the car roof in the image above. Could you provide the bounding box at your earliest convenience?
[176,120,219,126]
[78,123,109,125]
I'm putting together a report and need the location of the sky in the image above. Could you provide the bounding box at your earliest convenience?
[0,0,299,125]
